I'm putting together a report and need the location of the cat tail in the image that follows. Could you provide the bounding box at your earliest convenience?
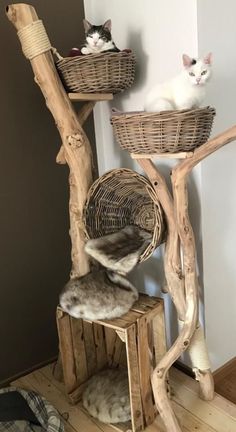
[145,98,174,112]
[85,225,152,274]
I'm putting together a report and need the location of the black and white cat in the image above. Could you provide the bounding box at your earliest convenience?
[81,19,120,54]
[145,53,213,112]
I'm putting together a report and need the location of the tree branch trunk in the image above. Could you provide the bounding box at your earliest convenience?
[6,3,93,278]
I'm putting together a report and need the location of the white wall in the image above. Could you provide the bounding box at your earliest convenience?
[84,0,200,355]
[84,1,236,370]
[197,0,236,370]
[84,0,198,173]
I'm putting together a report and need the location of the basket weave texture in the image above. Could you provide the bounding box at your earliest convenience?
[83,168,165,262]
[56,51,135,94]
[111,107,216,154]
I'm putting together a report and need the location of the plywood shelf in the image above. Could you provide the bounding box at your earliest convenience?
[130,151,194,160]
[68,92,113,102]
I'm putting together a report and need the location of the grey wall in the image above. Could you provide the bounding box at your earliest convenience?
[0,0,95,382]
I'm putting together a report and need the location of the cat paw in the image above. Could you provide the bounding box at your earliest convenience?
[81,47,90,55]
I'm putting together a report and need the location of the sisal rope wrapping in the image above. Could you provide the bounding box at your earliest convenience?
[179,321,211,371]
[17,20,61,60]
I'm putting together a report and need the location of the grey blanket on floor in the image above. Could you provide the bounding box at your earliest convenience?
[0,387,64,432]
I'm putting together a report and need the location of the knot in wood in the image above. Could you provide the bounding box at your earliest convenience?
[69,204,80,215]
[155,368,164,378]
[69,174,76,186]
[184,225,189,234]
[67,133,83,148]
[183,339,190,349]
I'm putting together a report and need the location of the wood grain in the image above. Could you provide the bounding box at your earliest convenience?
[12,365,236,432]
[137,315,155,426]
[125,324,144,432]
[68,92,113,101]
[83,321,97,376]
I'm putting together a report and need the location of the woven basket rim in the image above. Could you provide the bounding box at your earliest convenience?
[111,106,216,122]
[56,50,135,66]
[83,168,165,262]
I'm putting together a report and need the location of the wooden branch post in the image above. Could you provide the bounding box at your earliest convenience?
[134,125,236,431]
[6,2,93,278]
[6,3,110,394]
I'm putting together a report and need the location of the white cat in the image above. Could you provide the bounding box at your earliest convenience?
[144,53,212,112]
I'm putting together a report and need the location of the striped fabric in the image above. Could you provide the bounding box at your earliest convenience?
[0,387,64,432]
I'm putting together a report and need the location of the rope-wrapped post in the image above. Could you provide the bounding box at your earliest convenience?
[6,3,94,395]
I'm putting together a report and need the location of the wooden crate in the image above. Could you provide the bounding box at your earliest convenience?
[57,294,167,432]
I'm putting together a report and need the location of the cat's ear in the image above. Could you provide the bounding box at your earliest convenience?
[83,19,92,33]
[182,54,193,68]
[103,19,112,31]
[204,52,213,65]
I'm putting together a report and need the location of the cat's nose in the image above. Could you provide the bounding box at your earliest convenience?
[196,77,201,83]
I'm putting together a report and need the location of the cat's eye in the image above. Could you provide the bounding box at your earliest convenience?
[201,70,207,75]
[189,72,195,76]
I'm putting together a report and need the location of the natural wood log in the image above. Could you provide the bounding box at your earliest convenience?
[137,158,215,430]
[168,126,236,402]
[77,101,95,126]
[137,159,185,321]
[6,3,93,278]
[137,159,197,432]
[56,102,95,166]
[175,125,236,179]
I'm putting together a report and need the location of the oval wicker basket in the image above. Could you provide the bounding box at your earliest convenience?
[83,168,165,262]
[111,107,216,154]
[56,51,135,94]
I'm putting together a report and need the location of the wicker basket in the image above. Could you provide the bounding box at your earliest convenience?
[56,51,135,94]
[83,168,165,262]
[111,107,216,154]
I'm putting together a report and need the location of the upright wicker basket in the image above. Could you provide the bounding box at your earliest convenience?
[83,168,165,262]
[56,51,136,93]
[111,107,216,154]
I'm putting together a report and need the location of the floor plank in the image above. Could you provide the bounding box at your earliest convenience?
[170,369,236,432]
[11,365,236,432]
[215,361,236,404]
[171,368,236,420]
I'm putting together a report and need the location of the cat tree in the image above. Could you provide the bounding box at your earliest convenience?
[7,3,236,432]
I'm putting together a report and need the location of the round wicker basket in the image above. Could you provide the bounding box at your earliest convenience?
[111,107,216,154]
[56,51,135,94]
[83,168,165,262]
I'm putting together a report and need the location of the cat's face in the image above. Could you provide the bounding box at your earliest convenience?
[182,53,212,86]
[83,19,112,51]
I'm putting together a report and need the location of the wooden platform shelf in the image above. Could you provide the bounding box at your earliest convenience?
[68,92,113,102]
[56,294,167,432]
[130,151,194,160]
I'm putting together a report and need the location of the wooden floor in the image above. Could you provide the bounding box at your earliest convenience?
[215,357,236,404]
[11,365,236,432]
